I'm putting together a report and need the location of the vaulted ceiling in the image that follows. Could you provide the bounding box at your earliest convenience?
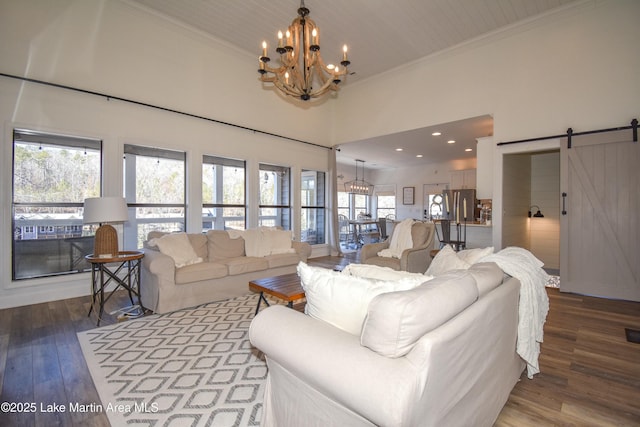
[128,0,579,168]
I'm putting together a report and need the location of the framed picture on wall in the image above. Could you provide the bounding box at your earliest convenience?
[403,187,415,205]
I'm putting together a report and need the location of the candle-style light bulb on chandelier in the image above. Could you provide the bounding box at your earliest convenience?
[258,0,352,101]
[344,159,373,195]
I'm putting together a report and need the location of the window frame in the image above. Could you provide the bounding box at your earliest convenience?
[202,155,247,231]
[11,128,102,280]
[123,144,187,248]
[300,169,326,245]
[258,163,291,229]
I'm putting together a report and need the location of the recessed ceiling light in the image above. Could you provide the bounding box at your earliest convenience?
[432,132,441,136]
[465,148,473,152]
[395,148,403,151]
[416,154,423,158]
[447,140,456,144]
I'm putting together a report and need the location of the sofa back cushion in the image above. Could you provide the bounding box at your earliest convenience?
[297,262,428,336]
[361,270,479,358]
[342,263,433,282]
[207,230,245,261]
[188,234,208,259]
[467,262,504,297]
[412,221,434,247]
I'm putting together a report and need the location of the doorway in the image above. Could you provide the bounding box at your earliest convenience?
[502,150,560,273]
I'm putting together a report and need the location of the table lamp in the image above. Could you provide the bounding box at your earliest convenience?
[83,197,129,257]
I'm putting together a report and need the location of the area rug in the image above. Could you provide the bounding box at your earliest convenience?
[78,293,279,427]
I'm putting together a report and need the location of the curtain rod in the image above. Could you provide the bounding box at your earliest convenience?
[0,72,332,150]
[498,119,638,147]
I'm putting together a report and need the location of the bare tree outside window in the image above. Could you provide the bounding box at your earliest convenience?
[12,129,101,279]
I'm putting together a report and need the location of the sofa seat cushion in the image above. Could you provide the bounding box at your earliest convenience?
[175,262,228,285]
[297,262,427,335]
[361,270,479,357]
[225,257,269,275]
[265,252,300,269]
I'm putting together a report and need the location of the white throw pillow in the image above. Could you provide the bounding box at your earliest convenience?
[241,228,294,257]
[342,263,433,283]
[262,228,295,255]
[426,245,470,276]
[297,262,427,335]
[457,246,494,264]
[242,229,267,257]
[361,270,479,357]
[151,232,203,268]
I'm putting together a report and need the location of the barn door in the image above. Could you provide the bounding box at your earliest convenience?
[560,129,639,301]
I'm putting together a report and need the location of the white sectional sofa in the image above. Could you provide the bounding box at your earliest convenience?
[140,229,312,313]
[249,261,526,427]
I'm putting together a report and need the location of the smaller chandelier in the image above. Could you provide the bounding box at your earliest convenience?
[344,159,373,195]
[258,0,351,101]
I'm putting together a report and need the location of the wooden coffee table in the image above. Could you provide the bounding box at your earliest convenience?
[249,272,305,315]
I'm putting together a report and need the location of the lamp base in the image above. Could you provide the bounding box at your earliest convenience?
[94,224,119,257]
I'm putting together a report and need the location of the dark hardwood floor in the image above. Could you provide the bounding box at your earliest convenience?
[0,255,638,426]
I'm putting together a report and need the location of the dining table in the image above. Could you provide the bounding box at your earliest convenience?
[348,218,380,247]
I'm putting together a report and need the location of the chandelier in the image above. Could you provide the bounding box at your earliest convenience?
[344,159,373,195]
[258,0,351,101]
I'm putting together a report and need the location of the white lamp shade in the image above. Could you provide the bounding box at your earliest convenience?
[83,197,129,224]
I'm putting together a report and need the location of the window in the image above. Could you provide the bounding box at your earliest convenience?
[376,194,396,219]
[202,155,246,231]
[123,144,186,248]
[337,191,350,219]
[354,194,369,218]
[12,129,101,279]
[259,163,290,229]
[301,170,326,244]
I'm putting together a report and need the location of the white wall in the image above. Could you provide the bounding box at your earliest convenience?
[0,0,335,145]
[334,0,640,248]
[0,0,333,308]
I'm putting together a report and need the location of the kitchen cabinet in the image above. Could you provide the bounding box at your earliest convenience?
[450,168,476,189]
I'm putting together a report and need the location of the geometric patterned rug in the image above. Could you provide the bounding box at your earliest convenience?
[78,293,279,427]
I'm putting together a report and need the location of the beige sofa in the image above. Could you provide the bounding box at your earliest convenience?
[141,230,312,313]
[249,262,525,427]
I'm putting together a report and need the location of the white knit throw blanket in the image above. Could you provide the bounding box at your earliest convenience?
[377,218,414,259]
[481,247,550,378]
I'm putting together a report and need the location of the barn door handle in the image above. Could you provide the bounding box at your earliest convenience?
[562,192,567,215]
